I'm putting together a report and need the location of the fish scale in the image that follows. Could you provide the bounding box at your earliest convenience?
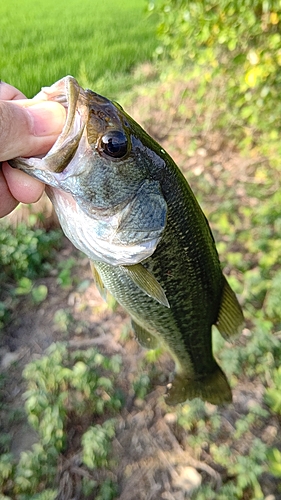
[94,176,226,400]
[9,76,244,405]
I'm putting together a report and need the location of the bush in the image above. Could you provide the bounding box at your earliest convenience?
[0,221,63,327]
[0,343,123,498]
[0,221,62,283]
[149,0,281,160]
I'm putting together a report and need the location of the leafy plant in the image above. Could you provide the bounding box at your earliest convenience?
[227,440,266,499]
[31,285,48,304]
[57,257,76,289]
[0,221,62,283]
[149,0,281,161]
[264,366,281,414]
[0,220,62,332]
[268,447,281,478]
[174,397,269,499]
[0,343,123,497]
[82,419,116,469]
[132,373,151,400]
[94,479,118,500]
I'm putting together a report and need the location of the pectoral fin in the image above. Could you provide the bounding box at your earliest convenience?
[122,264,170,308]
[216,276,244,339]
[90,261,107,301]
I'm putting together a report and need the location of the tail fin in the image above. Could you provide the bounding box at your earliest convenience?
[165,364,232,406]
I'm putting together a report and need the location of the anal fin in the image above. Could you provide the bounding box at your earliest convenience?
[216,276,244,339]
[131,320,160,349]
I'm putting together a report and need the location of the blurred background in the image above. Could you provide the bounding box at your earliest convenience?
[1,1,281,499]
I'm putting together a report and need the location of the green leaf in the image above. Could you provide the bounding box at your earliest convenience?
[32,284,48,304]
[268,448,281,478]
[15,277,32,295]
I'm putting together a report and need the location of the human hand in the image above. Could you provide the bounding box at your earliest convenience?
[0,81,66,217]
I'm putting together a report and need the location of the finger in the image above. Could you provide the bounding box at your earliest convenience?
[0,100,66,161]
[2,162,45,204]
[0,81,26,100]
[0,167,19,217]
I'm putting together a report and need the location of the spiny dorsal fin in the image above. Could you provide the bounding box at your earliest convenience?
[90,261,107,301]
[216,276,244,339]
[122,264,170,308]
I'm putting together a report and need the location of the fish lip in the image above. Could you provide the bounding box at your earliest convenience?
[36,75,78,110]
[40,76,89,173]
[9,76,88,177]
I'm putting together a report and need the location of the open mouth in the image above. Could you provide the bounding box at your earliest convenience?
[34,76,89,173]
[9,77,89,180]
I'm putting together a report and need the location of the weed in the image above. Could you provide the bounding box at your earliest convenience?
[265,366,281,414]
[0,221,62,331]
[0,222,62,283]
[150,0,281,162]
[267,448,281,479]
[0,343,123,497]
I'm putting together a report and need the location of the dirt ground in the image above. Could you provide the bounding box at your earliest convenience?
[1,75,281,499]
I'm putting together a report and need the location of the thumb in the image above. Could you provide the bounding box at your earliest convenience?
[0,100,66,161]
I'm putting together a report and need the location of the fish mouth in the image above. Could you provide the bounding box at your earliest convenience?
[9,76,89,181]
[38,76,89,173]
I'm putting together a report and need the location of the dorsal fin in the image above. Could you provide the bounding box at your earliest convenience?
[216,276,244,339]
[122,264,170,308]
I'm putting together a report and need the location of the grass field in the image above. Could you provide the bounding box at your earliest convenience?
[0,0,157,98]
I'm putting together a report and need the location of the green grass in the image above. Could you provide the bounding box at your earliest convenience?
[1,0,157,99]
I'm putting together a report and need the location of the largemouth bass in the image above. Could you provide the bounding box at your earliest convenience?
[10,76,244,405]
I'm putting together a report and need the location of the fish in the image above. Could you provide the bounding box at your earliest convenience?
[9,76,244,405]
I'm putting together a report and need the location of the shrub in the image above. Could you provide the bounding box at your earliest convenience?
[149,0,281,160]
[0,343,123,498]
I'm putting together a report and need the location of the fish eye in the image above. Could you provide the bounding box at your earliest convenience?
[99,130,128,159]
